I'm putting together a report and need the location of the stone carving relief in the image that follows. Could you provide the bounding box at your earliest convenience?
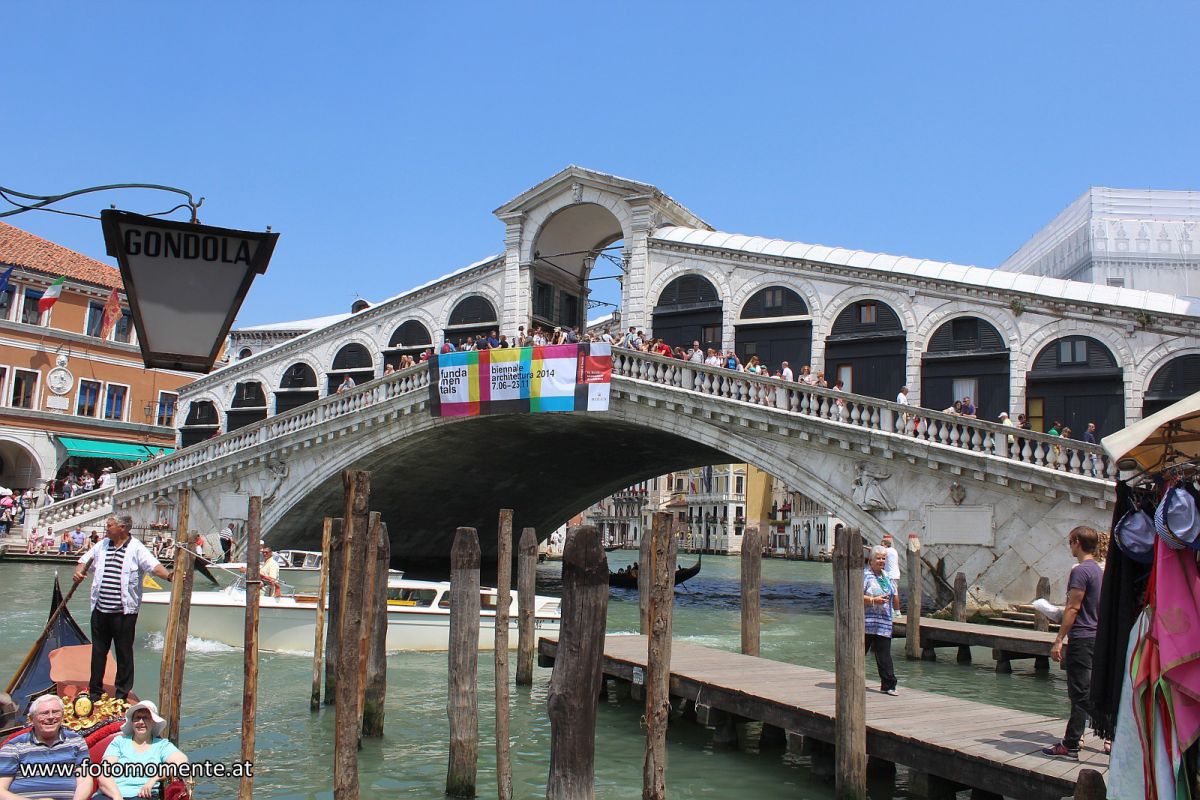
[851,463,895,513]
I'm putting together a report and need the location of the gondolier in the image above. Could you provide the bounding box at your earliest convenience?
[218,524,234,563]
[73,515,173,701]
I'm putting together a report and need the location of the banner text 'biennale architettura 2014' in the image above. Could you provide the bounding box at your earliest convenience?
[428,343,611,417]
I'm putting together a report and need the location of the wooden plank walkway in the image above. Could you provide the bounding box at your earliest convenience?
[538,634,1107,800]
[892,618,1057,671]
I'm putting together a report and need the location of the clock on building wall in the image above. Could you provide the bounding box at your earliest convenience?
[47,366,74,395]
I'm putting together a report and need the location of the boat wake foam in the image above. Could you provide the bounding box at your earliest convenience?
[145,632,237,654]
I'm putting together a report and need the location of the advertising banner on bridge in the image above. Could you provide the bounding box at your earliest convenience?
[429,343,611,417]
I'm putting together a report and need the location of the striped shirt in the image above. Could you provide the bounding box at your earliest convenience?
[97,543,128,613]
[0,727,88,800]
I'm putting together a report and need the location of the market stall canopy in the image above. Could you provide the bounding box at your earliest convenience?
[56,436,165,461]
[1102,389,1200,471]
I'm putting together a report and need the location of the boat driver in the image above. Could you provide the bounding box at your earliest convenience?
[260,543,280,596]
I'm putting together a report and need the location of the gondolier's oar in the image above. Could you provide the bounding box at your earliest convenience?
[172,543,220,586]
[5,575,84,694]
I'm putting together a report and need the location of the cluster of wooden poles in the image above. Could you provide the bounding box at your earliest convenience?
[153,476,1033,800]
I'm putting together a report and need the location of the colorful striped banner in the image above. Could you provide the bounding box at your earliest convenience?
[429,343,611,417]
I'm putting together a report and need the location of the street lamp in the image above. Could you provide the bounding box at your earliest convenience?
[101,209,278,373]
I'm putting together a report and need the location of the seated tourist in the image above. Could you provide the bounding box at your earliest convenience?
[95,700,187,800]
[0,694,89,800]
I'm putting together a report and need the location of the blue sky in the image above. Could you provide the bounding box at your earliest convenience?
[5,2,1199,326]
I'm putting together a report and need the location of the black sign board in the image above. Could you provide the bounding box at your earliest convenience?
[101,210,278,373]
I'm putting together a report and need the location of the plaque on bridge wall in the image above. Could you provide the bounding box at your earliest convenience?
[218,493,250,521]
[924,505,994,546]
[429,343,611,417]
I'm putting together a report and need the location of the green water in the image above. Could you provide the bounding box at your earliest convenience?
[0,555,1068,799]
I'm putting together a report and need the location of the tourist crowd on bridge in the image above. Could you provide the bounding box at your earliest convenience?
[360,324,1102,471]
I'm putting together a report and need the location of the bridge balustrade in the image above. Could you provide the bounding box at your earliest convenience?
[110,348,1110,504]
[609,349,1114,480]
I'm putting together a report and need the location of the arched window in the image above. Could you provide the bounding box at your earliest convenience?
[238,348,253,360]
[279,363,317,389]
[740,286,808,319]
[448,296,497,327]
[328,343,376,395]
[1030,336,1117,372]
[657,275,719,308]
[926,318,1005,354]
[1027,336,1123,435]
[184,401,218,426]
[180,400,219,448]
[1144,354,1200,416]
[653,275,722,353]
[389,321,433,348]
[276,363,319,415]
[921,317,1010,417]
[332,343,373,371]
[824,300,905,400]
[227,382,268,433]
[829,300,903,335]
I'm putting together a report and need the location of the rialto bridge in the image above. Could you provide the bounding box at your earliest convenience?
[42,351,1112,605]
[31,166,1200,604]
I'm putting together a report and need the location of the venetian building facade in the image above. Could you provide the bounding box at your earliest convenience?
[0,221,190,499]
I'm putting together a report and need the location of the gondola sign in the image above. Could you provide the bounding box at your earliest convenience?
[429,343,611,417]
[101,209,278,373]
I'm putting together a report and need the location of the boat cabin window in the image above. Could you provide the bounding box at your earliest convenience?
[439,592,498,610]
[388,587,436,607]
[302,553,322,569]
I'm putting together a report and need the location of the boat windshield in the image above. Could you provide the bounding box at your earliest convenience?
[387,587,437,607]
[302,553,322,569]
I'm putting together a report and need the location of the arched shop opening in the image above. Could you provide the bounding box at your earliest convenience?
[1026,336,1124,435]
[180,400,220,447]
[735,286,812,370]
[921,317,1010,419]
[823,300,906,400]
[652,275,722,353]
[443,296,499,348]
[385,320,433,368]
[1143,354,1200,416]
[227,381,268,433]
[530,203,625,334]
[276,363,319,415]
[0,439,41,492]
[327,343,375,395]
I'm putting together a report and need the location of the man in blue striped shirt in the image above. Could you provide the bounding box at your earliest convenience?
[73,515,173,701]
[0,694,89,800]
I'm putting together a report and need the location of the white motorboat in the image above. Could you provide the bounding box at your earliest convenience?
[139,574,561,653]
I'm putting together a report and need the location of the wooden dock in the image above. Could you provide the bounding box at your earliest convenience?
[538,634,1107,800]
[892,617,1056,672]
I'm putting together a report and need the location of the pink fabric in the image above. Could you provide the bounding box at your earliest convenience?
[1147,538,1200,748]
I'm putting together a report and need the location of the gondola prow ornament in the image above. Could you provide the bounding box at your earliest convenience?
[100,209,278,373]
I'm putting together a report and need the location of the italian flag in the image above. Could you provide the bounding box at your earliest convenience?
[38,276,66,313]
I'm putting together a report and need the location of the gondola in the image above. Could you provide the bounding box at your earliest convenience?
[2,577,191,798]
[608,556,701,589]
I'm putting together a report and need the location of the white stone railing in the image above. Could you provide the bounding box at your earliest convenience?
[610,349,1115,480]
[118,365,432,493]
[113,348,1112,501]
[28,486,116,531]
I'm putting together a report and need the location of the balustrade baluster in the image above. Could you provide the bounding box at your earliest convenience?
[1068,449,1082,474]
[970,428,983,452]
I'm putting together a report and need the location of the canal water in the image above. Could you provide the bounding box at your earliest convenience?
[0,554,1069,799]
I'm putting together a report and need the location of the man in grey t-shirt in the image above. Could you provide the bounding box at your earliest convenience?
[1042,525,1104,759]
